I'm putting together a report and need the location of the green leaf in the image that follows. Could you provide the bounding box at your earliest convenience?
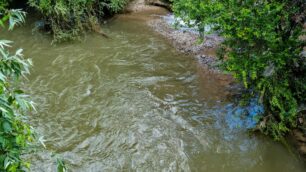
[2,121,12,133]
[57,158,67,172]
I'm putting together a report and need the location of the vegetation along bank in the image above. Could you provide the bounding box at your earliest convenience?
[0,0,305,171]
[169,0,306,159]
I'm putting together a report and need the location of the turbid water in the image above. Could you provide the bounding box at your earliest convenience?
[1,12,305,172]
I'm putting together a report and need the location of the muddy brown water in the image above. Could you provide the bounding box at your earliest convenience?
[1,12,305,172]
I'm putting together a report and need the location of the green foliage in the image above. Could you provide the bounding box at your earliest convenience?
[28,0,129,42]
[56,158,67,172]
[0,9,26,30]
[173,0,306,139]
[0,0,9,11]
[0,8,36,171]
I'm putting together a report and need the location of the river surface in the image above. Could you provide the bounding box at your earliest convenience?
[1,12,305,172]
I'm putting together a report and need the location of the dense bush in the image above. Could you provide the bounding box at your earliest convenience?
[0,8,36,171]
[28,0,129,42]
[173,0,306,139]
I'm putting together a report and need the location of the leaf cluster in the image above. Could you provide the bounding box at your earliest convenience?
[173,0,306,139]
[0,7,36,171]
[28,0,129,42]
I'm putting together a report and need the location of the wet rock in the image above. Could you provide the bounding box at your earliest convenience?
[196,55,220,72]
[290,109,306,162]
[294,130,306,142]
[34,20,46,30]
[291,129,306,161]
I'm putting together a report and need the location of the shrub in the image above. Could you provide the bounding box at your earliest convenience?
[28,0,129,42]
[173,0,306,139]
[0,8,36,171]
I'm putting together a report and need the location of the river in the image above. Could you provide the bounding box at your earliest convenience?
[1,12,305,172]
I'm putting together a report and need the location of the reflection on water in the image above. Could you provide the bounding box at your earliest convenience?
[1,13,305,172]
[225,99,264,129]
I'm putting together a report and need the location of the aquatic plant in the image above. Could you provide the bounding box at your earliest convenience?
[173,0,306,140]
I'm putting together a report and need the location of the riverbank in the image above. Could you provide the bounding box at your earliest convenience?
[148,12,306,163]
[148,18,224,73]
[124,0,170,13]
[124,0,306,164]
[146,17,238,100]
[124,0,224,73]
